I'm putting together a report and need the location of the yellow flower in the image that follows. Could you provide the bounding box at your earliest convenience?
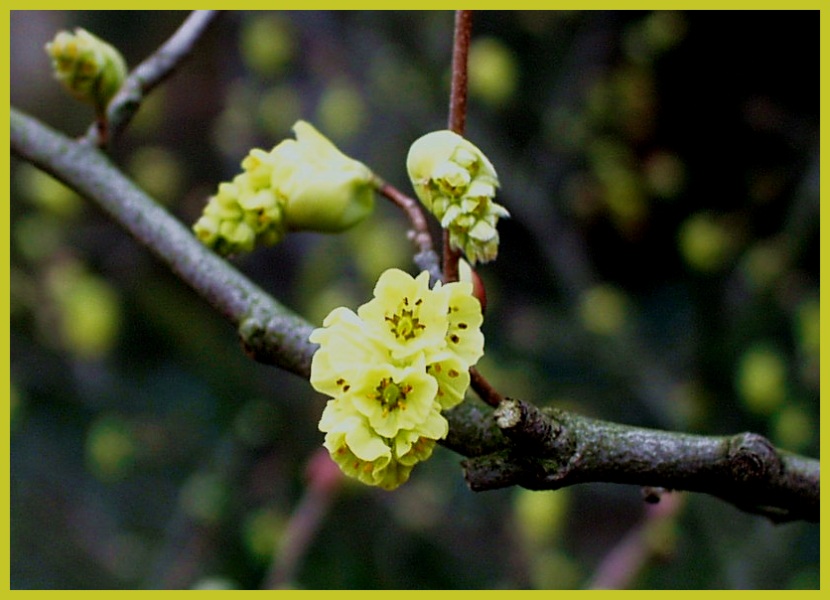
[346,356,441,438]
[319,400,440,490]
[45,28,127,114]
[426,354,471,411]
[309,267,485,489]
[309,307,389,398]
[407,130,509,264]
[319,402,390,465]
[358,269,449,362]
[193,152,286,255]
[444,280,485,366]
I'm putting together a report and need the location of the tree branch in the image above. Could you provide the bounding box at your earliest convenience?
[455,398,819,524]
[10,106,819,524]
[12,106,314,375]
[84,10,222,148]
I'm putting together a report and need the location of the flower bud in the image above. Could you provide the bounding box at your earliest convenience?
[272,121,375,233]
[45,28,127,114]
[407,130,508,264]
[193,152,286,256]
[195,121,374,255]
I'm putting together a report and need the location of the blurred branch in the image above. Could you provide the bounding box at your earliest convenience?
[587,491,685,589]
[84,10,221,148]
[10,106,820,524]
[264,449,343,589]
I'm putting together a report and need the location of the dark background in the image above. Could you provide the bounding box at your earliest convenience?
[10,10,819,589]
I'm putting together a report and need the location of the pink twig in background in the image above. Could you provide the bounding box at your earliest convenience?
[264,449,344,589]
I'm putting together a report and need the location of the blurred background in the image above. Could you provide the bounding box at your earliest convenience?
[10,10,819,589]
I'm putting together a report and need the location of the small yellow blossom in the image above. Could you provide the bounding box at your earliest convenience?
[444,280,486,366]
[426,354,471,411]
[319,401,440,490]
[309,306,390,397]
[358,269,449,362]
[193,154,285,255]
[347,357,439,438]
[407,130,509,264]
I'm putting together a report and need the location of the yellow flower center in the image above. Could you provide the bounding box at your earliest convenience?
[385,298,425,342]
[375,378,411,416]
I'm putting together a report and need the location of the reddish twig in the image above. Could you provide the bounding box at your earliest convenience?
[448,10,473,135]
[442,10,474,283]
[375,177,441,281]
[470,366,503,408]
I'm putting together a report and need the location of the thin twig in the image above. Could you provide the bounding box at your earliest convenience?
[443,9,473,283]
[445,10,502,411]
[448,9,473,136]
[84,10,222,148]
[374,177,441,281]
[469,366,503,408]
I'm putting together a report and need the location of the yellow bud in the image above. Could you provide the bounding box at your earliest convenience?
[45,27,127,113]
[273,121,375,233]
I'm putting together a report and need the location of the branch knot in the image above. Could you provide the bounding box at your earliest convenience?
[726,432,781,484]
[494,398,563,457]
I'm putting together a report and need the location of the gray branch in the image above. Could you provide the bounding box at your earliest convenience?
[85,10,222,147]
[447,399,819,524]
[11,106,819,524]
[13,106,314,375]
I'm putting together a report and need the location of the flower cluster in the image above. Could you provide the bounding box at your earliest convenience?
[407,130,509,264]
[45,28,127,115]
[310,268,484,490]
[194,121,375,255]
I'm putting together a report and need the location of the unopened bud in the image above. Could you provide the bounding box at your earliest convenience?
[274,121,375,233]
[45,28,127,114]
[194,121,374,255]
